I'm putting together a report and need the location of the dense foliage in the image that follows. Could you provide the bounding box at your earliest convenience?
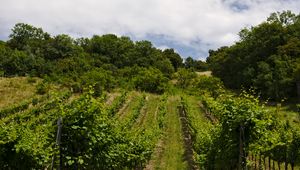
[207,10,300,100]
[0,23,206,94]
[1,11,300,169]
[184,90,300,169]
[0,87,169,169]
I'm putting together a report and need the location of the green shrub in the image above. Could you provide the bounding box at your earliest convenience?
[174,68,197,88]
[71,82,82,93]
[81,68,116,91]
[36,82,48,95]
[132,67,168,93]
[192,75,225,98]
[27,77,37,83]
[31,98,39,106]
[0,70,4,77]
[297,104,300,113]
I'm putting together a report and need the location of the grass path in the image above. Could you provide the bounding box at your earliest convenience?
[132,94,160,131]
[116,91,140,119]
[105,92,120,105]
[152,95,188,170]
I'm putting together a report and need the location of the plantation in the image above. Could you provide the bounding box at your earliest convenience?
[1,10,300,170]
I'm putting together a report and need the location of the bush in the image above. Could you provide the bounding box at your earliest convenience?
[174,68,197,88]
[0,70,4,77]
[192,75,225,98]
[81,68,116,91]
[36,82,48,95]
[27,77,37,84]
[31,98,39,106]
[132,67,168,93]
[297,104,300,113]
[71,82,82,93]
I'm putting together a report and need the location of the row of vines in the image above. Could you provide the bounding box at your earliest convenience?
[0,88,168,169]
[182,91,300,169]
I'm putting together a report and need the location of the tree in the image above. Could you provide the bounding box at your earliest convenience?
[185,56,208,71]
[175,68,197,88]
[267,10,297,26]
[8,23,50,51]
[185,57,196,69]
[132,67,168,93]
[207,11,300,100]
[162,49,183,71]
[44,34,81,60]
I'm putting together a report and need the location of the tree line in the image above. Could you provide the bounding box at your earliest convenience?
[207,11,300,101]
[0,23,207,94]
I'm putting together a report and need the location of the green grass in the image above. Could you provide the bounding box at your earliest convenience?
[154,95,187,170]
[266,104,300,127]
[116,91,141,119]
[131,94,160,131]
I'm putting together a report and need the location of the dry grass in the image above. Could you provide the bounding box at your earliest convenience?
[0,77,41,109]
[196,71,212,76]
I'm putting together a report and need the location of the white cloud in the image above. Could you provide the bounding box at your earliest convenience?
[0,0,300,59]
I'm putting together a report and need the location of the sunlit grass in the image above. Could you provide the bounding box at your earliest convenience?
[155,96,187,170]
[266,104,300,127]
[0,77,41,108]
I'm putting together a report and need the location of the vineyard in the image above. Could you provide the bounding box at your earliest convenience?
[1,10,300,170]
[0,77,300,170]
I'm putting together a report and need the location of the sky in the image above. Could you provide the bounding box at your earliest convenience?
[0,0,300,60]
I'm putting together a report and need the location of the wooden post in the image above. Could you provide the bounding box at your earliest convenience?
[268,156,271,170]
[263,156,266,170]
[238,124,243,170]
[297,81,300,102]
[255,155,257,170]
[51,117,63,170]
[258,154,262,170]
[58,117,63,170]
[238,124,247,170]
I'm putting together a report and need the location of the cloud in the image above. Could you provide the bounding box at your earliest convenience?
[0,0,300,60]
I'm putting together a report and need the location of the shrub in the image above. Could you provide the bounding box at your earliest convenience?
[36,82,48,95]
[132,67,168,93]
[174,68,197,88]
[192,75,225,98]
[27,77,37,83]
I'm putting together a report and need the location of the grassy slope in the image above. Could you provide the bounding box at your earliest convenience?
[0,77,195,169]
[6,77,299,169]
[265,104,300,129]
[0,77,41,108]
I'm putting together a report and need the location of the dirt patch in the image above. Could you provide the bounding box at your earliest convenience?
[105,93,120,105]
[144,139,164,170]
[198,102,218,124]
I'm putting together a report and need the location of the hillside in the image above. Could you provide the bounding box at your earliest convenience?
[0,75,299,169]
[1,11,300,170]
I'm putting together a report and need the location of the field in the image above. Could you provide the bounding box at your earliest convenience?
[0,77,300,170]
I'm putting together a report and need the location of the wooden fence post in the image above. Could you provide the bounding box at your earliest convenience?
[297,81,300,102]
[268,157,271,170]
[51,117,63,170]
